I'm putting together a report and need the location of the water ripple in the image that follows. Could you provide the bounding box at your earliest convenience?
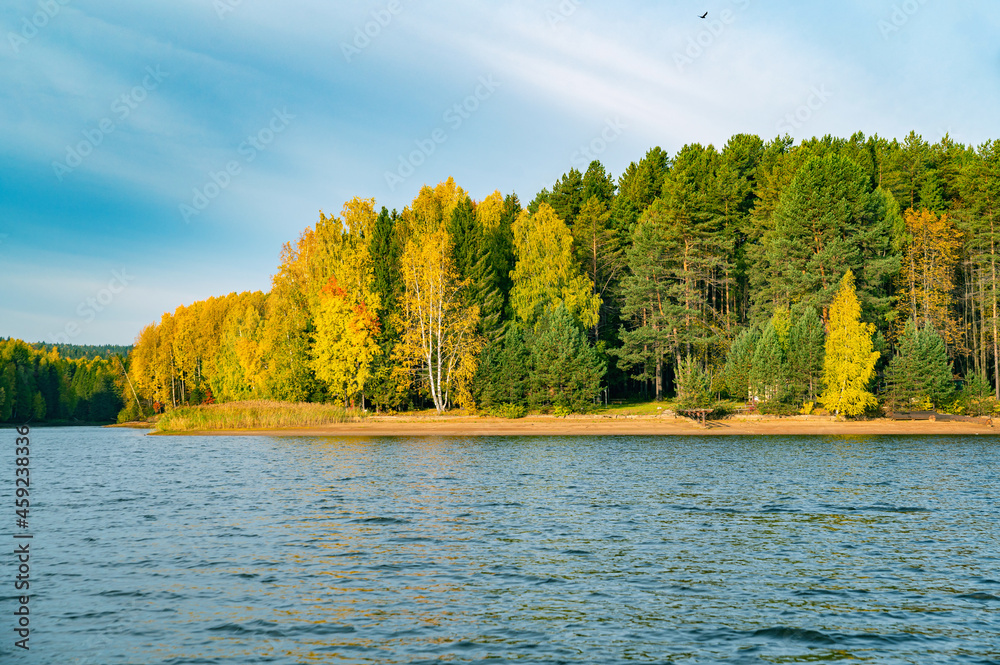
[11,429,1000,664]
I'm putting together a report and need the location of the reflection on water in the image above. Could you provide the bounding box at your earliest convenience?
[6,430,1000,663]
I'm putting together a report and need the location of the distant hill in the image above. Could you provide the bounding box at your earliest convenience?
[30,342,133,360]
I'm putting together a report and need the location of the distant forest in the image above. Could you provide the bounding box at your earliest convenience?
[30,343,132,360]
[7,131,999,423]
[0,340,129,423]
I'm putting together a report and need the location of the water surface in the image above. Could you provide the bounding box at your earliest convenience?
[3,428,999,663]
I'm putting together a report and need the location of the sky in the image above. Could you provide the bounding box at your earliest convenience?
[1,0,999,346]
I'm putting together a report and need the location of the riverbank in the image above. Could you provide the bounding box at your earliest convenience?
[146,413,998,436]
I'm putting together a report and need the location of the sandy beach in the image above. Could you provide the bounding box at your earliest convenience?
[150,413,999,437]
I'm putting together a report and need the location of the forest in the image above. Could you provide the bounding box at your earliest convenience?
[6,130,999,424]
[0,339,128,423]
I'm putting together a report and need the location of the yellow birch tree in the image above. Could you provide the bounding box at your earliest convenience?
[311,277,381,404]
[399,225,482,413]
[820,270,880,417]
[510,203,600,329]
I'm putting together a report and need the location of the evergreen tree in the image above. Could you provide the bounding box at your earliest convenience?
[915,324,954,409]
[571,196,623,342]
[675,356,712,408]
[473,323,530,409]
[957,140,1000,397]
[368,207,406,410]
[755,152,900,323]
[616,208,684,399]
[885,320,953,410]
[548,168,585,227]
[787,306,825,402]
[447,195,479,282]
[611,147,670,234]
[960,371,996,416]
[722,326,760,401]
[884,319,920,411]
[749,322,787,403]
[582,160,616,206]
[468,191,515,341]
[526,305,605,412]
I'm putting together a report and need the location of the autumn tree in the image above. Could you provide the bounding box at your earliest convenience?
[399,220,482,413]
[820,271,880,417]
[510,203,600,329]
[311,276,381,406]
[212,294,267,402]
[307,199,383,406]
[897,208,961,348]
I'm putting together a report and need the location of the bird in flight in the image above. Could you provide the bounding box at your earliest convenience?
[699,11,708,18]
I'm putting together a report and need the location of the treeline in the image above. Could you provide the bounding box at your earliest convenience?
[30,343,133,361]
[0,339,127,423]
[124,131,1000,418]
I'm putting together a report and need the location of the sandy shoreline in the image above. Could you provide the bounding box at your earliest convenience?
[148,414,1000,437]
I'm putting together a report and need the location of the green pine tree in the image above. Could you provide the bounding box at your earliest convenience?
[676,356,712,408]
[723,326,760,401]
[915,324,954,408]
[473,323,530,409]
[960,371,997,416]
[526,305,605,412]
[749,322,788,404]
[886,320,953,411]
[787,306,825,402]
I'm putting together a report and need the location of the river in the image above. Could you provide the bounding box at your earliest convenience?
[4,428,999,663]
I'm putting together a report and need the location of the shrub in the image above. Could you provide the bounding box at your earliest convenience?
[959,371,997,417]
[758,400,798,416]
[485,403,527,419]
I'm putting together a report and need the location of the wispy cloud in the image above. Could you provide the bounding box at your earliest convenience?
[2,0,1000,344]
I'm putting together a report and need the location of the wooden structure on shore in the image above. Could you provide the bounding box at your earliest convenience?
[680,408,714,426]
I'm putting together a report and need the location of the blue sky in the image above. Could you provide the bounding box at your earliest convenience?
[1,0,999,345]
